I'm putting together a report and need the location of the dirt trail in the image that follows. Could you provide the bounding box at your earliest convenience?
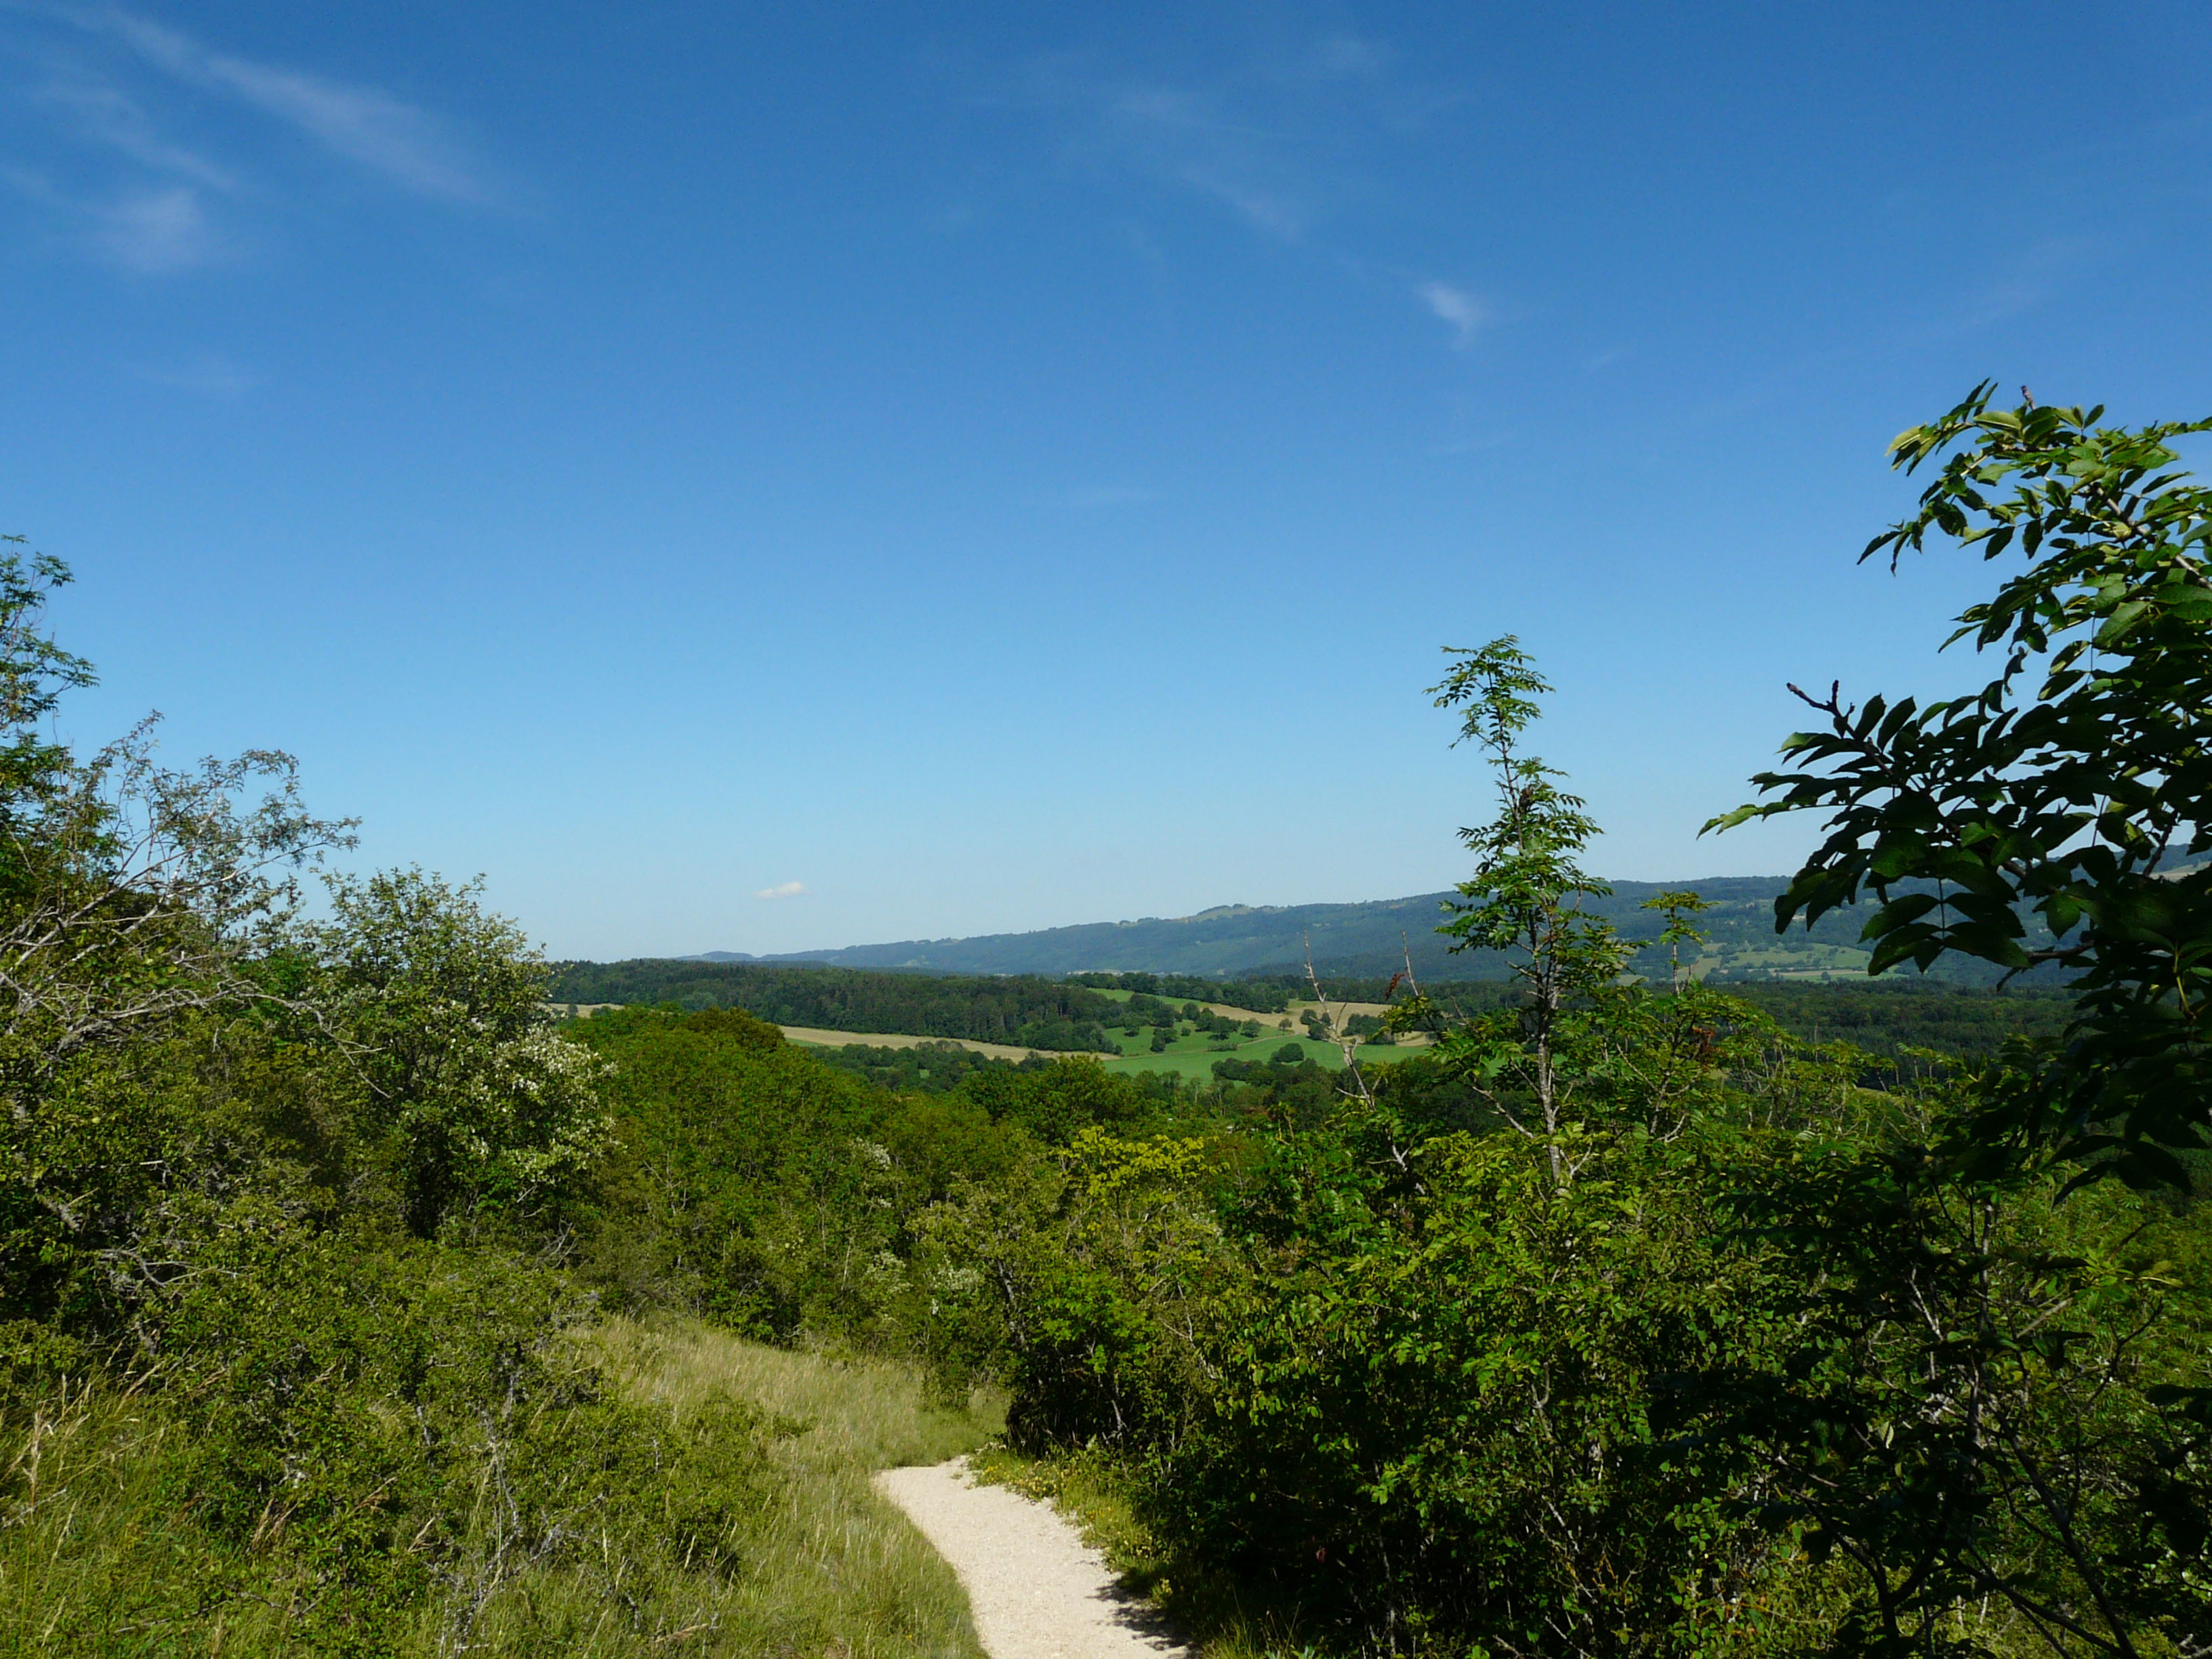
[874,1458,1188,1659]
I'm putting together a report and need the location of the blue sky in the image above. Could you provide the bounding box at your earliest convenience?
[5,2,2211,959]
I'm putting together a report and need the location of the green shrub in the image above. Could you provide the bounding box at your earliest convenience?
[567,1008,897,1336]
[915,1127,1237,1451]
[956,1055,1170,1144]
[1,1233,783,1654]
[1162,1120,1796,1656]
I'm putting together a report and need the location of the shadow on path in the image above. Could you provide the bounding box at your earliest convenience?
[875,1457,1191,1659]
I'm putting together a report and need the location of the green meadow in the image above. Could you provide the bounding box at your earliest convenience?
[1096,1023,1422,1079]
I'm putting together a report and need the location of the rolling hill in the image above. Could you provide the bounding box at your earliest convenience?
[677,877,2065,986]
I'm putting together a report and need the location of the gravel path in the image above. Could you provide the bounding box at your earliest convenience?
[874,1458,1189,1659]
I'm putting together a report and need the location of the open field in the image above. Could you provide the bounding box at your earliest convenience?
[1092,983,1429,1033]
[783,1023,1420,1080]
[1687,943,1874,978]
[1092,987,1291,1029]
[781,1027,1063,1061]
[773,991,1435,1083]
[1084,986,1431,1080]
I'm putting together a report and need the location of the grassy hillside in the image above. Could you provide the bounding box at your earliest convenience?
[4,1315,1001,1656]
[592,1322,1002,1658]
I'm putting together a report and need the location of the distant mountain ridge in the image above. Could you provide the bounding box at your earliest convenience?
[687,890,1471,978]
[671,876,2043,984]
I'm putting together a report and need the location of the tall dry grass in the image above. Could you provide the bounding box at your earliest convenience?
[0,1377,314,1656]
[573,1317,1005,1659]
[0,1324,1003,1658]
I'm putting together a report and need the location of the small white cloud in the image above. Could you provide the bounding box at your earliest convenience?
[93,184,224,270]
[1419,280,1488,348]
[754,881,807,901]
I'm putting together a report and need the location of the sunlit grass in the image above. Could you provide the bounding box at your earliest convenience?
[0,1377,302,1656]
[1,1324,1004,1658]
[570,1317,1004,1659]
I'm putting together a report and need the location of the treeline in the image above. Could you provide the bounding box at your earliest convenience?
[1305,975,2077,1061]
[1064,970,1292,1012]
[550,960,1122,1052]
[558,954,2081,1068]
[1726,979,2076,1057]
[1248,878,2077,986]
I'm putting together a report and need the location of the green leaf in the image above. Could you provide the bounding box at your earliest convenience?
[2093,599,2149,644]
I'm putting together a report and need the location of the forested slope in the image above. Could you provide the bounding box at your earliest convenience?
[695,876,2066,984]
[549,960,1124,1050]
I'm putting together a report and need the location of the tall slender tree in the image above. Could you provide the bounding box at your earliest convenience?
[1427,636,1626,1182]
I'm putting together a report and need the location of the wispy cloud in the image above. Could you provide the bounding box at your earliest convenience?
[3,2,503,270]
[33,72,236,187]
[4,161,231,269]
[1024,33,1407,248]
[134,346,255,394]
[1099,79,1316,243]
[1420,280,1488,347]
[55,3,495,203]
[1180,164,1305,238]
[91,181,220,268]
[754,881,807,901]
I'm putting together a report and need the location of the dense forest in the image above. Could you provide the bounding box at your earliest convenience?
[1725,979,2076,1057]
[1331,975,2081,1061]
[9,392,2212,1656]
[548,960,1125,1052]
[1064,970,1294,1012]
